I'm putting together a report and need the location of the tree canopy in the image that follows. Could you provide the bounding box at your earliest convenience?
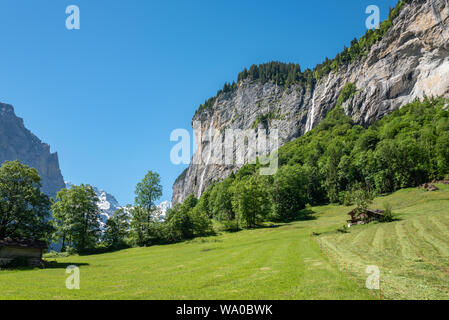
[134,171,163,212]
[52,184,101,252]
[129,170,163,247]
[103,208,130,249]
[0,160,52,241]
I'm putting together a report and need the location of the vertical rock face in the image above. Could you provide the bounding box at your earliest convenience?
[0,103,65,198]
[172,0,449,204]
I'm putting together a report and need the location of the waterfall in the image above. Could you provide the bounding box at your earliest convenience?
[305,89,317,133]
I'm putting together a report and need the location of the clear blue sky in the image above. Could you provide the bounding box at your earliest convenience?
[0,0,397,205]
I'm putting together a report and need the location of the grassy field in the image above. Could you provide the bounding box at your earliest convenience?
[317,184,449,300]
[0,185,448,300]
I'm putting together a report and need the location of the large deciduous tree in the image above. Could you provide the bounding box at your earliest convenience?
[232,175,271,228]
[52,184,101,252]
[134,171,163,212]
[0,160,53,240]
[271,165,308,221]
[130,170,163,246]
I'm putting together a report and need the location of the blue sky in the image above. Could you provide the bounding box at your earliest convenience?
[0,0,397,205]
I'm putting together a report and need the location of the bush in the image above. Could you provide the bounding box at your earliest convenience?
[164,207,194,242]
[336,82,357,106]
[44,251,69,259]
[66,246,77,255]
[382,202,395,222]
[343,192,353,206]
[337,224,350,233]
[190,207,214,237]
[217,220,240,232]
[338,191,349,205]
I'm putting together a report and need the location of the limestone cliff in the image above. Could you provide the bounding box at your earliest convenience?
[173,0,449,204]
[0,103,65,198]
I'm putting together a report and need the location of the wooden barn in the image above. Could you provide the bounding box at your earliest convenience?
[347,209,385,226]
[0,238,47,267]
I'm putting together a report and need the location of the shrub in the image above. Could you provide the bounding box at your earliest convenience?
[336,82,357,106]
[338,191,349,205]
[343,192,353,206]
[66,246,77,255]
[44,251,69,259]
[382,202,395,222]
[217,220,240,232]
[337,224,350,233]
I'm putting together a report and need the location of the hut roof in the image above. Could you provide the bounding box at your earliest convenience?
[349,208,384,214]
[0,238,48,249]
[348,208,385,218]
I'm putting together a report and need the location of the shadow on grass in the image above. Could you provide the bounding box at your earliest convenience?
[44,261,89,269]
[293,215,317,222]
[292,208,317,222]
[77,246,130,256]
[0,261,89,271]
[251,224,282,230]
[250,210,317,229]
[379,216,403,223]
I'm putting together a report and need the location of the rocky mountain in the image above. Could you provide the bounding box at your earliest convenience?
[92,186,122,225]
[173,0,449,204]
[0,103,65,198]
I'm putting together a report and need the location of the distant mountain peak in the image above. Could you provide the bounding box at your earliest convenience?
[155,200,172,221]
[65,182,122,227]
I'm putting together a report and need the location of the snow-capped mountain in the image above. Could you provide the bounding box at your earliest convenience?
[65,182,122,226]
[157,200,172,214]
[92,186,122,224]
[154,200,172,221]
[64,182,172,224]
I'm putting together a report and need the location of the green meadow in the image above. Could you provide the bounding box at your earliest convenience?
[0,185,448,300]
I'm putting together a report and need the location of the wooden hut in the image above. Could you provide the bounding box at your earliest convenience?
[347,209,385,226]
[0,238,47,267]
[420,183,439,191]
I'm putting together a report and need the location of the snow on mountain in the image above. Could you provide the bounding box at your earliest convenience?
[64,182,172,225]
[92,186,122,224]
[154,200,172,221]
[157,200,172,214]
[65,182,122,227]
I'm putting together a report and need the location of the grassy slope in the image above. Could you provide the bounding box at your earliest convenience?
[317,184,449,300]
[0,186,448,300]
